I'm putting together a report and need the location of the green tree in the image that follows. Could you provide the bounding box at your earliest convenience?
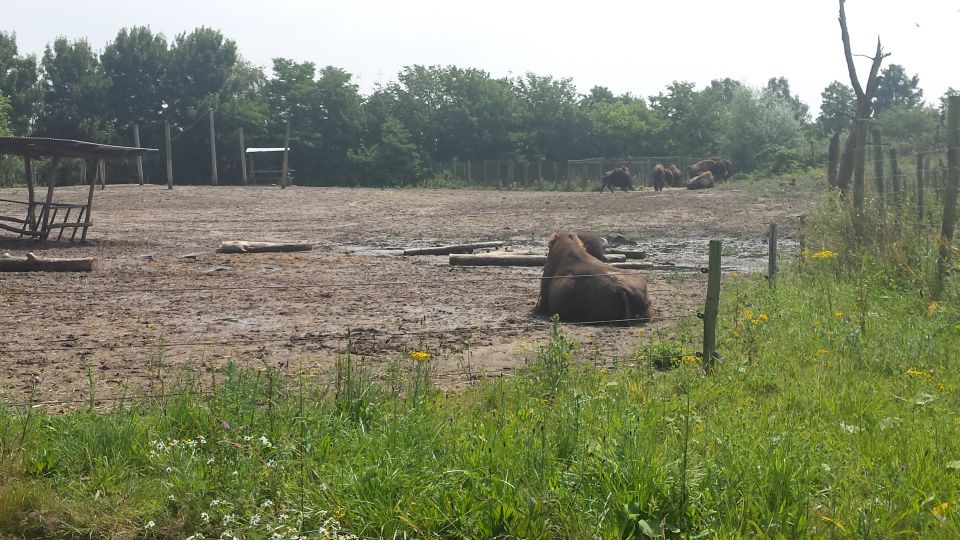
[581,97,665,157]
[165,27,239,121]
[874,64,923,115]
[0,93,11,135]
[0,31,41,134]
[348,116,421,185]
[385,65,522,162]
[818,81,856,135]
[724,85,805,172]
[649,81,727,156]
[101,26,170,128]
[873,105,939,154]
[37,37,112,141]
[265,59,362,184]
[513,73,585,160]
[765,76,810,123]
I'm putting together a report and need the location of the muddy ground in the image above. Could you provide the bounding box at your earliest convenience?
[0,180,819,409]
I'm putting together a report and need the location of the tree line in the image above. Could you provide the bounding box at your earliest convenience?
[0,27,953,186]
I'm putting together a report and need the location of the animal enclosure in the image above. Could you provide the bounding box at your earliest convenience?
[0,182,814,408]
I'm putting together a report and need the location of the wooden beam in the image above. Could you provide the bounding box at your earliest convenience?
[39,157,59,240]
[281,120,290,189]
[449,252,627,266]
[0,252,96,272]
[134,123,144,186]
[217,240,313,253]
[209,108,218,186]
[239,127,247,185]
[403,241,505,256]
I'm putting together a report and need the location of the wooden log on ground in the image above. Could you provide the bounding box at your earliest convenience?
[403,241,505,256]
[609,261,702,271]
[449,252,626,266]
[0,252,96,272]
[607,248,647,259]
[217,241,314,254]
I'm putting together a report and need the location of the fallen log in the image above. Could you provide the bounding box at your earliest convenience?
[218,241,313,254]
[607,248,647,259]
[403,241,505,256]
[0,252,96,272]
[450,253,626,266]
[610,262,703,271]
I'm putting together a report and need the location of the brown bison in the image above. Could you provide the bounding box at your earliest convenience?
[599,166,634,193]
[535,231,653,323]
[689,158,732,181]
[668,164,683,187]
[651,164,666,191]
[686,171,715,190]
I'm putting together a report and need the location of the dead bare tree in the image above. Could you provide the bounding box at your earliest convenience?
[835,0,890,210]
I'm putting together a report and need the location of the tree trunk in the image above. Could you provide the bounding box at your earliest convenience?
[827,131,841,188]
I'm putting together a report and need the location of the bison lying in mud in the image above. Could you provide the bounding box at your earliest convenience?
[535,231,653,323]
[687,171,715,190]
[599,166,634,193]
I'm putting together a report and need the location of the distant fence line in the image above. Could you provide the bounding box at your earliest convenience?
[423,156,712,189]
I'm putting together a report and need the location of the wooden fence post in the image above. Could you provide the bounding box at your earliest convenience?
[768,222,779,285]
[209,109,218,186]
[165,122,173,190]
[99,159,105,190]
[889,148,900,212]
[917,153,924,223]
[936,96,959,297]
[702,239,721,371]
[871,128,885,219]
[281,120,290,189]
[133,123,144,186]
[239,127,247,185]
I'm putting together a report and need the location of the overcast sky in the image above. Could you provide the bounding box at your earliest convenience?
[3,0,957,111]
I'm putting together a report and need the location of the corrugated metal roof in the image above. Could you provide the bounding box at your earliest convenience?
[0,136,158,159]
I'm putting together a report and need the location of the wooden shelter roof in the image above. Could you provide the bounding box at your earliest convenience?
[0,136,158,159]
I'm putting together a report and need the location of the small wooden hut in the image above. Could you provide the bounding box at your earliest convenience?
[0,137,157,242]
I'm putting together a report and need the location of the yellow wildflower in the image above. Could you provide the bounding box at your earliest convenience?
[408,351,431,362]
[750,318,761,326]
[742,309,754,320]
[932,502,949,519]
[636,328,645,335]
[680,355,699,364]
[834,311,844,318]
[905,368,925,377]
[810,250,839,260]
[817,348,829,355]
[813,319,821,327]
[757,313,768,322]
[928,301,939,317]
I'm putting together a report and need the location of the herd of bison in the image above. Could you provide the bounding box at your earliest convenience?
[599,157,732,193]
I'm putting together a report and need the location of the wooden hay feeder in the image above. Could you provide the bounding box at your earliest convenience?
[0,137,157,242]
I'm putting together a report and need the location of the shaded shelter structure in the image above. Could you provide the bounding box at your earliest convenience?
[0,137,157,242]
[245,147,293,185]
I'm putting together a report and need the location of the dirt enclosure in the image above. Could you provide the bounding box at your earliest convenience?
[0,182,817,408]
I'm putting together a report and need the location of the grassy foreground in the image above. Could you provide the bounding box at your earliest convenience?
[1,215,959,539]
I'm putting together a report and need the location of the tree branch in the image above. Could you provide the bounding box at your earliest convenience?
[839,0,865,99]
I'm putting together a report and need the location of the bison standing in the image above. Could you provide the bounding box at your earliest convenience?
[599,166,634,193]
[651,164,666,191]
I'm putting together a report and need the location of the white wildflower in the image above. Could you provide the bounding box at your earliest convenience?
[249,514,261,526]
[201,511,210,523]
[145,520,156,529]
[260,435,272,448]
[260,499,274,508]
